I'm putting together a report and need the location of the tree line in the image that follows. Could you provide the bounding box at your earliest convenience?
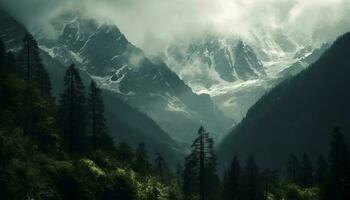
[179,126,350,200]
[0,33,180,199]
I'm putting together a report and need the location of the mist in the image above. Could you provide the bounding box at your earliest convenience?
[1,0,350,55]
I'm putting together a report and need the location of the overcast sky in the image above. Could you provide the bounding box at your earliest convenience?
[1,0,350,54]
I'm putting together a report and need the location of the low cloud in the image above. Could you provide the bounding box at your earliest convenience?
[1,0,350,54]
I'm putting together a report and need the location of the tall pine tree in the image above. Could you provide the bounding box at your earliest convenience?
[315,155,328,185]
[60,64,89,155]
[241,156,264,200]
[88,81,113,151]
[182,126,220,200]
[134,142,151,175]
[286,154,301,184]
[154,151,168,182]
[19,33,51,95]
[222,156,242,200]
[301,153,313,187]
[323,127,350,200]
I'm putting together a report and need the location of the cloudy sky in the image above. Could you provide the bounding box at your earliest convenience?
[1,0,350,54]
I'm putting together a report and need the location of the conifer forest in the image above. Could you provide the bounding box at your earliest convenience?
[0,1,350,200]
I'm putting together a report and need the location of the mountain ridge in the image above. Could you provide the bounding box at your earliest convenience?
[217,31,350,172]
[38,15,231,143]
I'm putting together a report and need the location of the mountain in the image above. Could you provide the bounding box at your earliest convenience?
[217,32,350,172]
[166,36,266,91]
[165,33,326,121]
[38,15,231,143]
[279,44,330,78]
[0,9,27,51]
[0,9,185,167]
[166,36,266,86]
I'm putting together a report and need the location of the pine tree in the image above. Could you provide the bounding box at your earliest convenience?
[19,34,51,95]
[323,127,350,200]
[301,153,313,187]
[15,34,55,145]
[59,64,89,155]
[154,151,168,182]
[88,81,113,151]
[116,142,134,165]
[176,164,183,186]
[241,156,264,200]
[182,126,220,200]
[182,149,199,198]
[204,137,220,200]
[222,156,241,200]
[287,154,301,184]
[134,142,151,175]
[315,155,328,185]
[261,170,275,200]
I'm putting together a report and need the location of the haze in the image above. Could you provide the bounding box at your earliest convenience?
[1,0,350,55]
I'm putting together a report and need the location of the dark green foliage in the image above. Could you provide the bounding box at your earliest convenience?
[287,154,301,184]
[182,150,199,197]
[301,154,313,188]
[154,151,169,182]
[262,169,280,200]
[314,156,328,185]
[134,142,151,175]
[59,64,89,155]
[176,164,183,186]
[182,126,220,200]
[88,81,113,151]
[0,41,58,153]
[0,39,184,200]
[322,127,350,200]
[222,156,242,200]
[19,33,51,95]
[116,142,135,166]
[148,183,160,200]
[241,156,264,200]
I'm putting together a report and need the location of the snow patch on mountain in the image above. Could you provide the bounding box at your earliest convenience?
[165,30,323,122]
[38,16,232,144]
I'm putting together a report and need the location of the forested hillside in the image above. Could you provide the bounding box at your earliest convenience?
[218,32,350,171]
[0,35,185,199]
[0,8,186,167]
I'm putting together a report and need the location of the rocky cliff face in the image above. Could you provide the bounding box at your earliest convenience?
[39,16,231,143]
[165,31,327,122]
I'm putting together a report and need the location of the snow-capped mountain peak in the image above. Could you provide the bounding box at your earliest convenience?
[39,16,232,144]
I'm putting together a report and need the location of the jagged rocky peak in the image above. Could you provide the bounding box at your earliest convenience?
[40,16,142,77]
[233,40,266,80]
[166,35,266,87]
[58,17,99,52]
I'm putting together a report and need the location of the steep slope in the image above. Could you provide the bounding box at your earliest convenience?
[279,44,330,78]
[0,8,185,167]
[39,16,231,143]
[166,36,266,91]
[218,32,350,171]
[165,34,326,121]
[0,9,27,51]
